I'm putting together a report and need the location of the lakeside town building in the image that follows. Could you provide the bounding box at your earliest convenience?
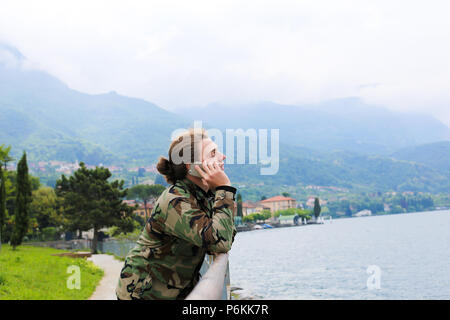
[260,195,297,213]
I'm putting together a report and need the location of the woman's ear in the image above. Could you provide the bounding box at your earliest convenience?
[186,163,191,170]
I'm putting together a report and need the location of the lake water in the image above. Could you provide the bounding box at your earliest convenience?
[228,210,450,299]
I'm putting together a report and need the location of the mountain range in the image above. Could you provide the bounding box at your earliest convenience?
[173,99,450,156]
[1,44,449,193]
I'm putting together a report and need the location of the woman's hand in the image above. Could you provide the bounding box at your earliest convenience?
[195,160,231,189]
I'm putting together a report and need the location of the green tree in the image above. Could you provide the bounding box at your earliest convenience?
[236,193,243,217]
[56,162,135,253]
[127,184,165,220]
[282,192,290,197]
[274,208,311,219]
[11,152,32,249]
[0,170,16,242]
[243,210,272,223]
[28,187,64,240]
[30,187,59,228]
[314,197,321,219]
[0,144,13,244]
[261,210,271,222]
[0,144,14,170]
[0,166,6,244]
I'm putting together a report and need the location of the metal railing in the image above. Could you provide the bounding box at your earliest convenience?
[186,253,230,300]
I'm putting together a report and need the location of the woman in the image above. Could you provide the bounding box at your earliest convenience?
[116,128,237,300]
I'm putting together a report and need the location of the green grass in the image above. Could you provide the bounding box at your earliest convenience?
[0,244,104,300]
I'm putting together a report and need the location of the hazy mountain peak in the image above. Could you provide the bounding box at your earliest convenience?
[0,42,25,61]
[0,42,26,68]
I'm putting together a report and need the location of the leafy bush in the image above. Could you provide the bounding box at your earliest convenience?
[242,210,271,222]
[40,227,61,241]
[274,208,312,218]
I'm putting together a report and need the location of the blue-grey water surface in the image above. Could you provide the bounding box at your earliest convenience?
[228,210,450,299]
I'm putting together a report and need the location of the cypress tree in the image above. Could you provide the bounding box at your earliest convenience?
[237,193,243,217]
[11,152,32,249]
[313,197,321,220]
[0,166,6,244]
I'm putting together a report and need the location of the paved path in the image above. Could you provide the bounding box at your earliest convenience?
[87,254,123,300]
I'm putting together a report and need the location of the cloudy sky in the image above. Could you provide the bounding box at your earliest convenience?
[1,0,449,125]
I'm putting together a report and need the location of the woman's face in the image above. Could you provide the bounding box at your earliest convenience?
[201,138,225,170]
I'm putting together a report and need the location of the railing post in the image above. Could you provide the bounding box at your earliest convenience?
[185,253,230,300]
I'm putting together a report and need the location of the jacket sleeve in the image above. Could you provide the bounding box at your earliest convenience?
[163,186,237,253]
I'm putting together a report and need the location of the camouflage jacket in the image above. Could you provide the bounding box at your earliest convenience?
[116,178,237,300]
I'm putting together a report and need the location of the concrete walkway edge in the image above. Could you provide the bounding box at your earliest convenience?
[87,254,123,300]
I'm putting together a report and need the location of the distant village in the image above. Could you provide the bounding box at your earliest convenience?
[14,160,158,175]
[123,195,309,220]
[7,160,434,221]
[123,191,422,221]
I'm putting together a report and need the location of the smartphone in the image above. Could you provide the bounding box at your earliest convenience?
[188,162,204,178]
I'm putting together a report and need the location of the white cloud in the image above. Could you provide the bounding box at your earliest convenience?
[0,0,449,125]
